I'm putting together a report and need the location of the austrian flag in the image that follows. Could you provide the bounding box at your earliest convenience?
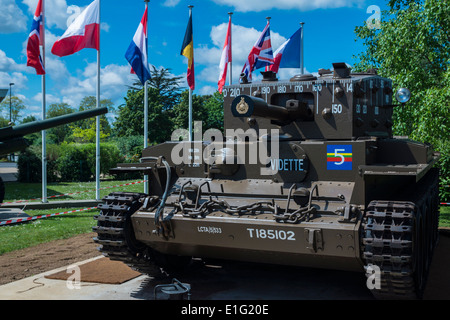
[26,0,45,75]
[218,17,232,93]
[51,0,100,57]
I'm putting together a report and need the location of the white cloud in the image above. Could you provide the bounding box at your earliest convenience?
[162,0,182,7]
[0,50,23,73]
[59,63,134,108]
[0,0,27,33]
[100,22,110,32]
[22,0,71,30]
[0,50,30,90]
[211,0,365,12]
[199,85,216,95]
[32,92,62,105]
[0,72,28,91]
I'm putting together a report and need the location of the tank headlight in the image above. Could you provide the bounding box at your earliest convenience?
[395,88,411,104]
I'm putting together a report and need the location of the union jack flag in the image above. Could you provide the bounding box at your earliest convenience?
[241,22,274,82]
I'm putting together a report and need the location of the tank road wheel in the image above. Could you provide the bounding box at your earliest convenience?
[93,192,163,276]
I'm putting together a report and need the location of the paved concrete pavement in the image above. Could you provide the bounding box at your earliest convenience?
[0,255,374,300]
[0,256,151,300]
[0,162,17,182]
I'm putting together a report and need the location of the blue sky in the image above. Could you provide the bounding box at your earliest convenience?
[0,0,387,121]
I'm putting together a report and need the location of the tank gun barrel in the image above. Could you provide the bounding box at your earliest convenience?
[0,107,108,156]
[0,107,108,142]
[231,95,310,124]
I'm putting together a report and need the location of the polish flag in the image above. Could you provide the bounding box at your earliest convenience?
[51,0,100,57]
[218,18,232,93]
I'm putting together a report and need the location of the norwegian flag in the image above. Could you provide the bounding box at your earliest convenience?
[26,0,45,75]
[241,22,273,82]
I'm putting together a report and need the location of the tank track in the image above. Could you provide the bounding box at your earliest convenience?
[362,170,440,299]
[93,192,164,276]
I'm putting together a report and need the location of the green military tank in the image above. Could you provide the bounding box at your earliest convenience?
[94,63,440,299]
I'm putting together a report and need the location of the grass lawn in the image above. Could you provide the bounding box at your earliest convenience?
[0,179,145,255]
[4,179,146,203]
[0,207,98,254]
[440,205,450,228]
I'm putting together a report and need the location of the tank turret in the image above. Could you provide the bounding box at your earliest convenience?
[224,63,403,140]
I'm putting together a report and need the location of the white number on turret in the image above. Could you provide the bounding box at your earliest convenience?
[332,104,343,114]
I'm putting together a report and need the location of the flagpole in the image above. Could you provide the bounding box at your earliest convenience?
[96,0,101,200]
[188,5,193,142]
[265,17,271,72]
[228,12,233,85]
[144,0,149,194]
[41,0,47,203]
[300,22,304,75]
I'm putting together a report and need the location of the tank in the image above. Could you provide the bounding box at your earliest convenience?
[0,107,108,203]
[93,63,440,299]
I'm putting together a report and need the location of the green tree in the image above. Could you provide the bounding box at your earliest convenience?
[172,90,208,132]
[46,103,75,144]
[354,0,450,200]
[0,96,25,124]
[115,67,183,144]
[130,66,183,109]
[204,91,224,132]
[172,90,225,135]
[69,96,113,143]
[21,115,41,145]
[114,87,173,143]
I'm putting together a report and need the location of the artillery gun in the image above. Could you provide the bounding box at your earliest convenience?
[94,63,440,299]
[0,107,108,203]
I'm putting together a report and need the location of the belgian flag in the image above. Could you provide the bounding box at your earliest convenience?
[181,9,195,90]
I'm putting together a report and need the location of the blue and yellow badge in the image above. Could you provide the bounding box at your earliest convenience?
[327,145,353,170]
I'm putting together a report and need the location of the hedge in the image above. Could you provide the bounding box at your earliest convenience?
[17,142,124,182]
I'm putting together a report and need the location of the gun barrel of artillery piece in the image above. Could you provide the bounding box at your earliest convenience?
[230,95,310,123]
[0,107,108,142]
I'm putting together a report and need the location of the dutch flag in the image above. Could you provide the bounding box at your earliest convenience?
[125,6,151,85]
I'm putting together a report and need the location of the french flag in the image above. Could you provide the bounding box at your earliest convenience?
[241,22,273,82]
[125,6,151,85]
[51,0,100,57]
[270,27,302,74]
[26,0,45,75]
